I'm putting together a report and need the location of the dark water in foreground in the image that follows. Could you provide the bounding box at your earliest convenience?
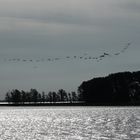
[0,107,140,140]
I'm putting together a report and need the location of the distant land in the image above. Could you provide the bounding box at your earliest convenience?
[2,70,140,106]
[78,70,140,106]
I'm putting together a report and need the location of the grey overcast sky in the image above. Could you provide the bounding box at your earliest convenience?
[0,0,140,99]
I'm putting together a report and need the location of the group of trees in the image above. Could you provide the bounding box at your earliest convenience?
[5,70,140,105]
[78,71,140,105]
[5,89,79,104]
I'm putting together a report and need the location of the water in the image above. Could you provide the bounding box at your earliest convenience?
[0,107,140,140]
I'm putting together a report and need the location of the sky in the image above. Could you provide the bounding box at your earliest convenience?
[0,0,140,99]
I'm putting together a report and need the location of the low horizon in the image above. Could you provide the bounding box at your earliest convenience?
[1,69,140,101]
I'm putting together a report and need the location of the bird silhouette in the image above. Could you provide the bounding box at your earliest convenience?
[114,53,120,56]
[114,41,132,55]
[2,42,132,64]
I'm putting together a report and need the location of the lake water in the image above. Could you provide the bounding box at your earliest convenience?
[0,107,140,140]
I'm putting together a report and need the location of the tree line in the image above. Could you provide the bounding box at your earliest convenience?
[5,89,80,104]
[78,71,140,105]
[5,70,140,105]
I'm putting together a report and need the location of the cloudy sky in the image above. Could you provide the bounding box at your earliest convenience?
[0,0,140,99]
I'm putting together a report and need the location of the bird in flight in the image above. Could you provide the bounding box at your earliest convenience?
[1,42,132,64]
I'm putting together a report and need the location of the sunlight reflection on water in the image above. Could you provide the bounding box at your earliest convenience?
[0,107,140,140]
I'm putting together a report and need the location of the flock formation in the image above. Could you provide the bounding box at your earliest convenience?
[1,42,132,64]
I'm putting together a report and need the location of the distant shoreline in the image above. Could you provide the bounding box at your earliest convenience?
[3,70,140,106]
[0,102,140,106]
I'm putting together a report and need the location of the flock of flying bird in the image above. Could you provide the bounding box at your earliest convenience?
[1,42,132,64]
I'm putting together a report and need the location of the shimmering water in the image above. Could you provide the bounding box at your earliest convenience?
[0,107,140,140]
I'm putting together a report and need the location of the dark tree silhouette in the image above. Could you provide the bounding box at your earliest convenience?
[78,71,140,105]
[4,70,140,106]
[5,92,11,104]
[128,81,140,104]
[57,89,68,102]
[47,91,53,103]
[71,91,78,102]
[21,90,26,104]
[41,92,46,103]
[68,93,72,103]
[30,89,39,104]
[10,89,21,104]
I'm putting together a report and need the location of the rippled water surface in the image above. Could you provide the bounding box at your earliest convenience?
[0,107,140,140]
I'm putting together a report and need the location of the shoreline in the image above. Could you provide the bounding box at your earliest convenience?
[0,103,140,106]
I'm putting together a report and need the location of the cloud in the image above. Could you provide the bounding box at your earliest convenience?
[0,0,125,26]
[0,0,139,33]
[118,0,140,12]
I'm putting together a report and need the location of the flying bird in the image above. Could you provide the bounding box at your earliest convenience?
[2,41,132,64]
[114,53,120,56]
